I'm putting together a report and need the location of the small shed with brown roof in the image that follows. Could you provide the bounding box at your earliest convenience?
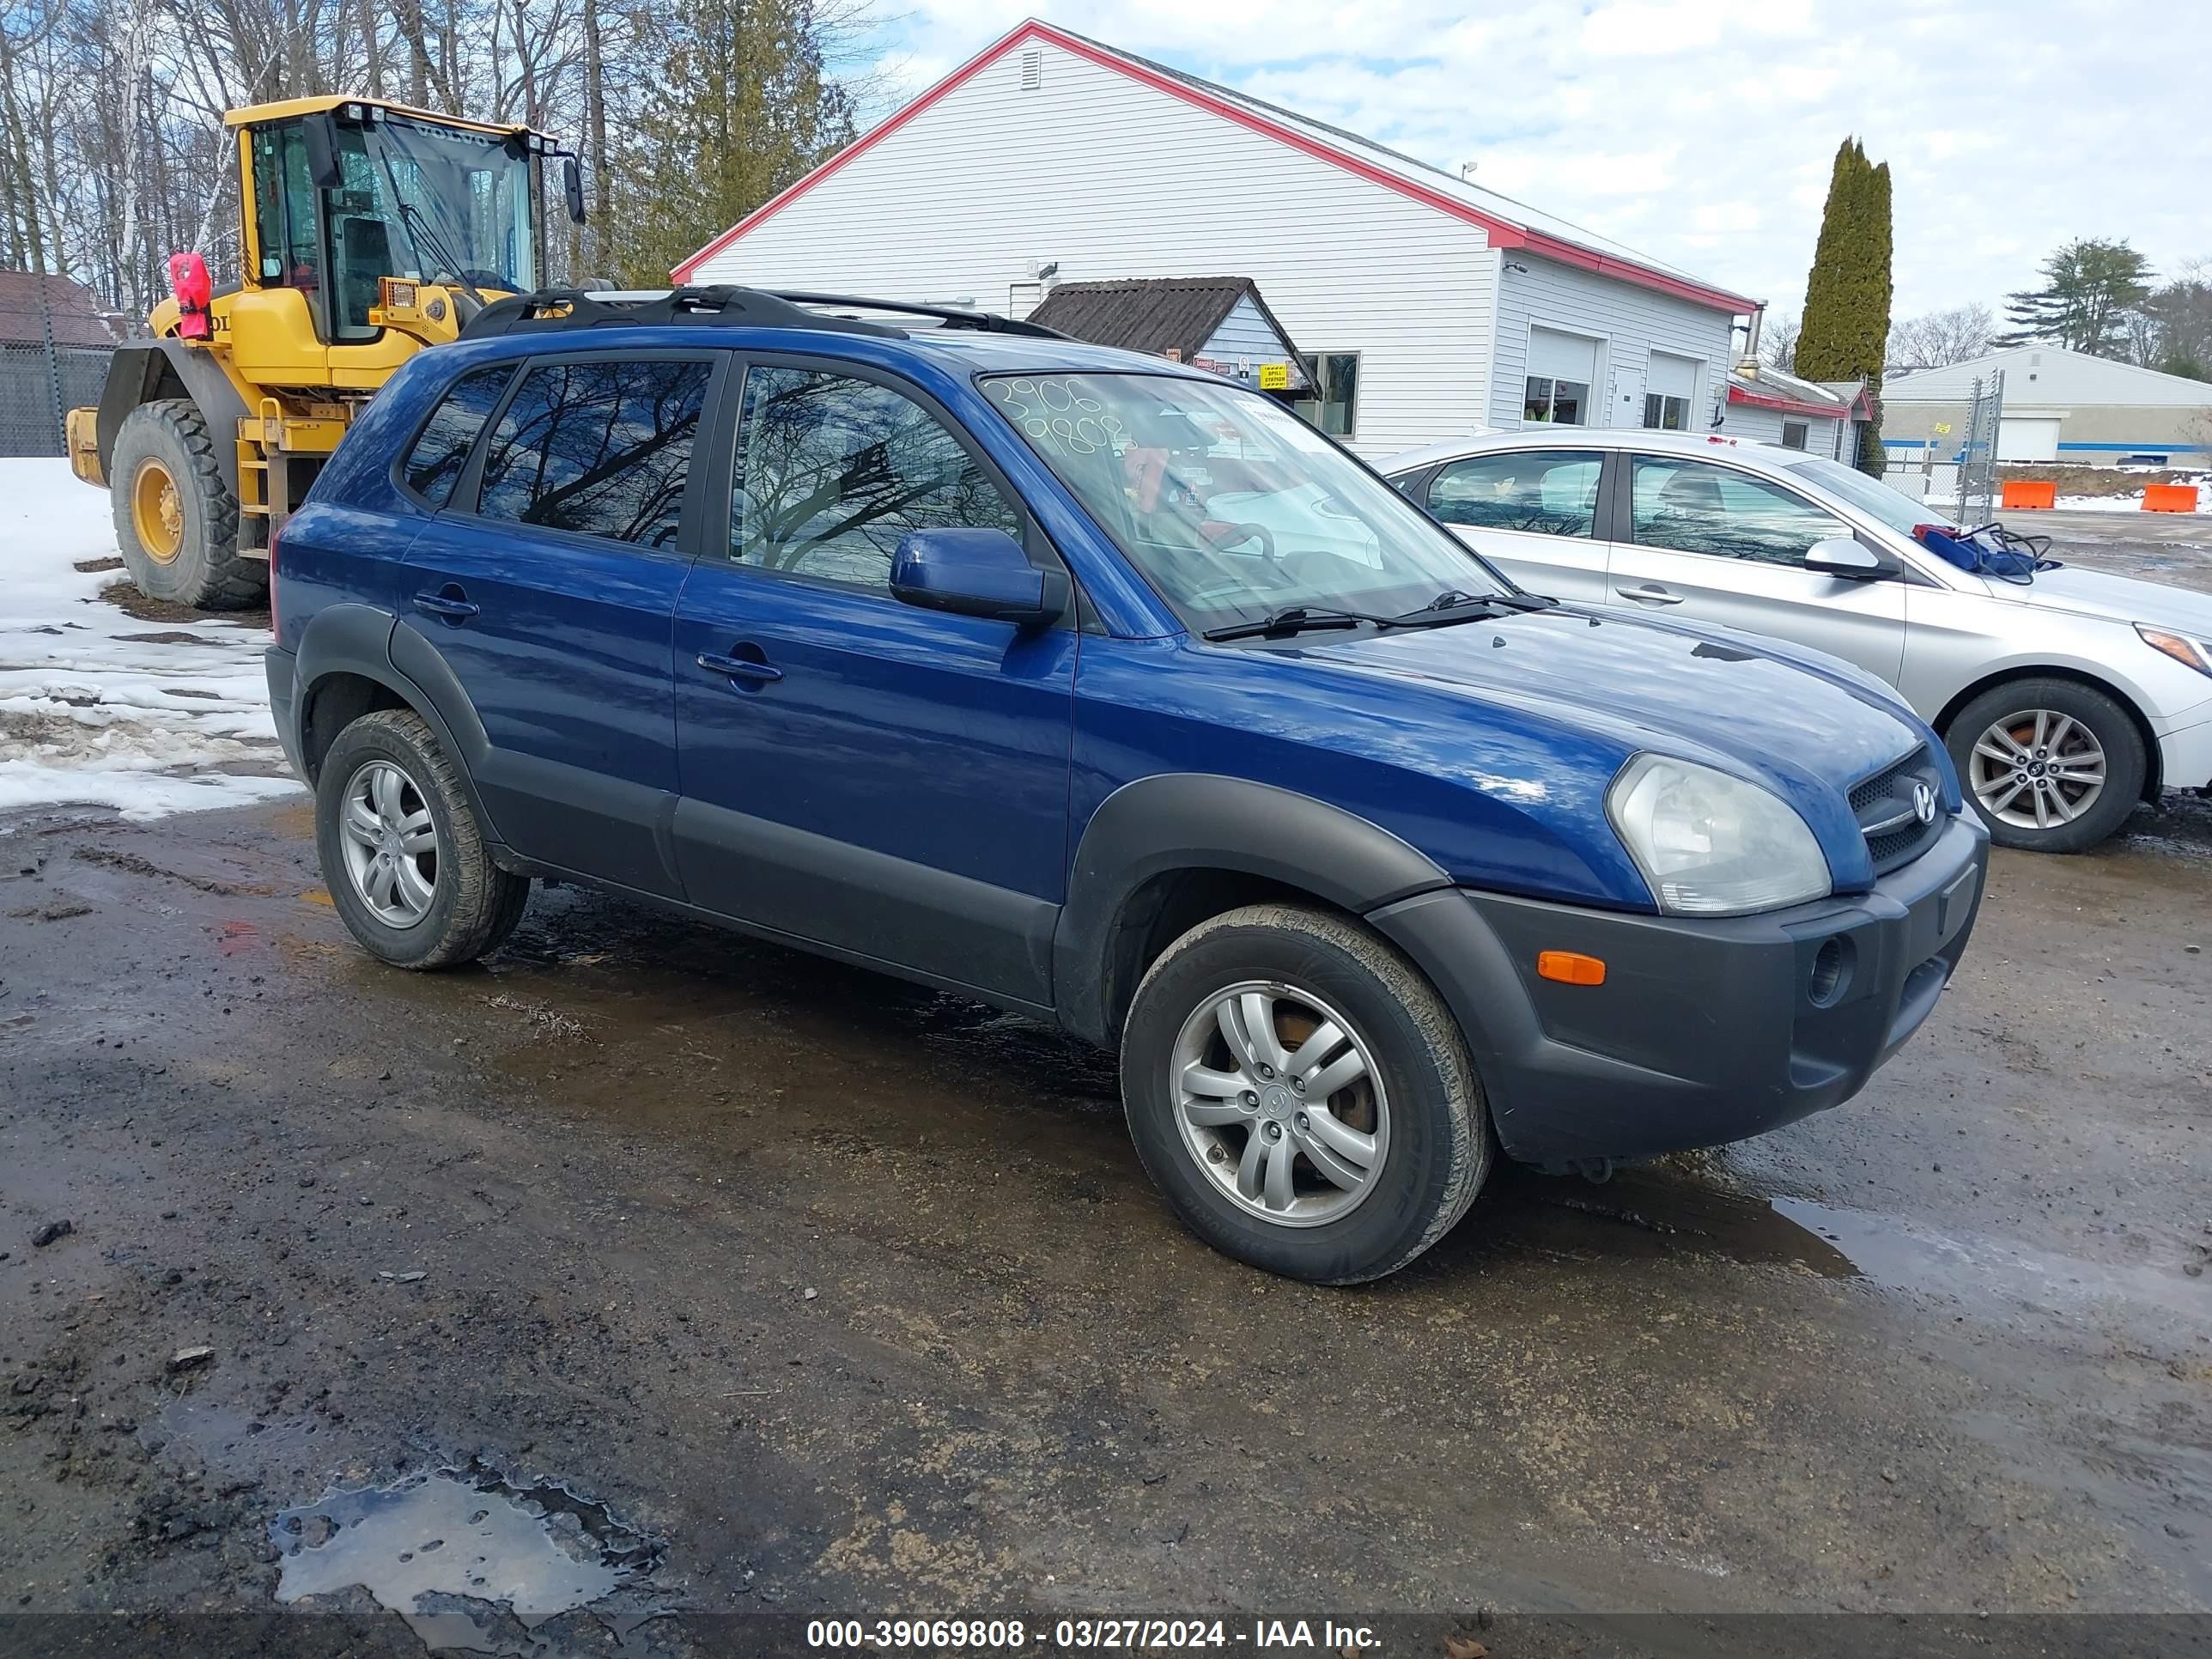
[1027,276,1311,395]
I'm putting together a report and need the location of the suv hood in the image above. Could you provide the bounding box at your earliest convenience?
[1296,605,1944,871]
[1990,562,2212,635]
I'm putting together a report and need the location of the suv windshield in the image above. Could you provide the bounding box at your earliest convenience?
[1782,454,1932,536]
[981,373,1506,632]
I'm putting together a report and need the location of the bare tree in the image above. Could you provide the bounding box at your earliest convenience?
[1887,302,1994,371]
[0,0,879,309]
[1759,312,1800,373]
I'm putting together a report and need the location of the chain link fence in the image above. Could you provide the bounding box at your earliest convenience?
[1,341,114,458]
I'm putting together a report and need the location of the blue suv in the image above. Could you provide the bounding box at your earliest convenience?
[267,288,1989,1283]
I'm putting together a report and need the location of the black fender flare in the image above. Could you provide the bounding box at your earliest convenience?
[1054,774,1452,1045]
[96,340,252,501]
[294,605,506,848]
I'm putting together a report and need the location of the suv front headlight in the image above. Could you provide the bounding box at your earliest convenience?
[1607,755,1832,915]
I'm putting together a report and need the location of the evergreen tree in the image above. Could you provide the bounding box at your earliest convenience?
[1996,239,2153,356]
[1795,138,1894,476]
[612,0,859,287]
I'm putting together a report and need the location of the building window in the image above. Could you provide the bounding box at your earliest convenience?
[1643,392,1690,431]
[1293,352,1359,437]
[1781,421,1809,451]
[1524,375,1588,425]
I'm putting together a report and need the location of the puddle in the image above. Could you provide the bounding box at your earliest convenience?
[271,1458,664,1653]
[1502,1170,2209,1336]
[1771,1196,2209,1329]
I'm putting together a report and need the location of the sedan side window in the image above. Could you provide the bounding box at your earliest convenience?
[732,364,1023,590]
[476,357,714,547]
[1630,457,1853,566]
[1427,451,1601,538]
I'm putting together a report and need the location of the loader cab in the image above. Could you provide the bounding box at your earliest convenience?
[240,101,545,347]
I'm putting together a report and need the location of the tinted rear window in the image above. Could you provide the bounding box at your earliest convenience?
[401,364,513,506]
[476,358,714,547]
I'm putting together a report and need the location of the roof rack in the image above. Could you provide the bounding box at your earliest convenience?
[459,284,1067,342]
[767,292,1067,339]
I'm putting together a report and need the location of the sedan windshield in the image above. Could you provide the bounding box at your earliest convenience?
[1782,454,1934,536]
[981,373,1506,632]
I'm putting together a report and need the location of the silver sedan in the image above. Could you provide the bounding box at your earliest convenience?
[1384,429,2212,852]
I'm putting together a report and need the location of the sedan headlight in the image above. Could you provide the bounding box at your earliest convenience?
[1607,755,1832,915]
[2137,624,2212,678]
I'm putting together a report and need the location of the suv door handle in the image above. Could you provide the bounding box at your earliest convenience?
[1615,583,1683,605]
[412,589,480,621]
[696,650,782,685]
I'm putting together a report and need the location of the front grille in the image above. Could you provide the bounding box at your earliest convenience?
[1849,743,1945,873]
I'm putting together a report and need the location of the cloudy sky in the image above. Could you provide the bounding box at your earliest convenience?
[860,0,2210,325]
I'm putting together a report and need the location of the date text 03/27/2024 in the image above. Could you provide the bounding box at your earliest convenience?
[804,1618,1386,1650]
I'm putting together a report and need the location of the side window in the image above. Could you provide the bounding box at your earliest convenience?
[1630,458,1853,566]
[732,364,1022,590]
[477,357,713,547]
[1427,450,1601,537]
[252,126,326,337]
[400,365,513,507]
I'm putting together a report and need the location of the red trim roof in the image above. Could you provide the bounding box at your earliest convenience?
[672,21,1760,315]
[1728,384,1851,420]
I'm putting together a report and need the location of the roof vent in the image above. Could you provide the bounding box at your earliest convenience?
[1019,47,1042,90]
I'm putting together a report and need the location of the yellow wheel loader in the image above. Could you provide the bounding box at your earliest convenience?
[66,96,584,608]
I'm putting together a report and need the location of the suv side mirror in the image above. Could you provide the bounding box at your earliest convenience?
[890,528,1067,626]
[1806,537,1885,580]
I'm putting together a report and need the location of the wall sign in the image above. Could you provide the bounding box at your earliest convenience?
[1258,362,1290,391]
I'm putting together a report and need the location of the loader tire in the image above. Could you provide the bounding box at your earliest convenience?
[110,398,265,611]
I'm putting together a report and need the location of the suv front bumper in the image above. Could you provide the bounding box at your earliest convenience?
[1370,813,1990,1168]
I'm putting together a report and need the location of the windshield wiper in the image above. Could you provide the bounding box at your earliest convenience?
[1201,606,1401,642]
[369,145,489,308]
[1386,590,1559,628]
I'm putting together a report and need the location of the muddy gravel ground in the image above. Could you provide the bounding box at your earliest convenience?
[3,786,2209,1657]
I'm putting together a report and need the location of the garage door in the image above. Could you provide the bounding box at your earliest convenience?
[1644,350,1700,431]
[1647,351,1699,398]
[1997,416,2060,462]
[1528,327,1600,384]
[1526,328,1601,425]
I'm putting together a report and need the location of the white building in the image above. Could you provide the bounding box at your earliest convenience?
[1724,363,1870,462]
[676,20,1760,459]
[1884,346,2212,469]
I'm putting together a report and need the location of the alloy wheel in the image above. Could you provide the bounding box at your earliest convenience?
[337,759,439,927]
[1967,708,2106,832]
[1170,980,1390,1228]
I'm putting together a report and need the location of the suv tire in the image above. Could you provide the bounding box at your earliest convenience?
[316,709,530,969]
[1120,902,1492,1283]
[108,398,265,611]
[1943,678,2145,854]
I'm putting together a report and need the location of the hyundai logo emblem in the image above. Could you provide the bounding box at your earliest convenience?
[1912,781,1937,825]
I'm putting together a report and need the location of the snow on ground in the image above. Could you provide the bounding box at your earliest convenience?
[2053,490,2206,514]
[0,458,302,820]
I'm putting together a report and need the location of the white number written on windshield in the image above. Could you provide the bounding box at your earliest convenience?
[987,377,1126,455]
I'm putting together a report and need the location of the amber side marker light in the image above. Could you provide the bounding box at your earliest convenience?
[1536,951,1607,986]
